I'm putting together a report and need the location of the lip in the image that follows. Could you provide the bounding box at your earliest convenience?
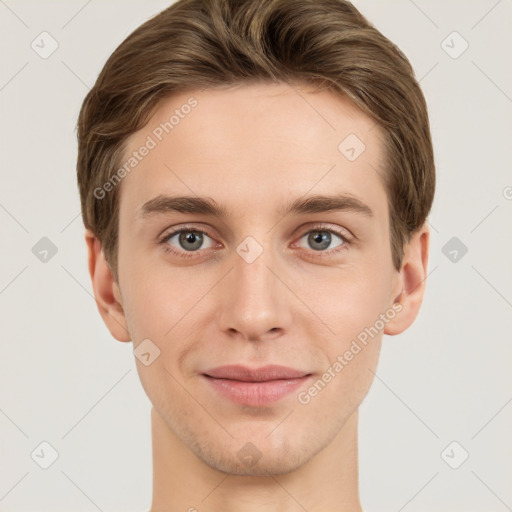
[202,365,312,406]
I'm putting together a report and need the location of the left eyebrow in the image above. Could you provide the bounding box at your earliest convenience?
[138,193,373,219]
[279,193,374,218]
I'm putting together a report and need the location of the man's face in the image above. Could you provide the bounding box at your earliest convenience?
[115,82,401,475]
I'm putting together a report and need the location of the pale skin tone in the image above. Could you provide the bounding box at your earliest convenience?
[86,82,429,512]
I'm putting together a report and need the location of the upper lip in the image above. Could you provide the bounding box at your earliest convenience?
[203,365,310,382]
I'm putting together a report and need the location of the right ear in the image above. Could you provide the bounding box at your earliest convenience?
[85,229,131,342]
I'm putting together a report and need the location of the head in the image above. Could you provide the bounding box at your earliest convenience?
[78,0,434,476]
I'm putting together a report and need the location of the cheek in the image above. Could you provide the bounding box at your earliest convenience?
[119,259,212,378]
[118,240,184,337]
[122,273,200,407]
[300,338,382,424]
[297,275,386,414]
[297,259,392,402]
[123,277,191,343]
[307,264,392,338]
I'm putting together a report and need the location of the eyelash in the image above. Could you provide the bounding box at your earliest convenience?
[158,224,353,260]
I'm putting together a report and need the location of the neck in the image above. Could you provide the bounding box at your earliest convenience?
[149,406,362,512]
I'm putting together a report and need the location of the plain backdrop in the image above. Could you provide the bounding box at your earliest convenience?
[1,1,511,511]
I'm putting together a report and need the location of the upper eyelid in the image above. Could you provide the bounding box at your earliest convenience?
[295,223,354,242]
[160,224,216,242]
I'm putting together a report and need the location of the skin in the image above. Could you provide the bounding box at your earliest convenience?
[86,82,429,512]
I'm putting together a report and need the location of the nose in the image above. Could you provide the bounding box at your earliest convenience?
[216,242,292,342]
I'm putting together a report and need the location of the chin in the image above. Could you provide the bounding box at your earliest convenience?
[197,444,310,476]
[185,428,325,477]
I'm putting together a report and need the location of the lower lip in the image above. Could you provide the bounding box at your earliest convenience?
[202,375,311,406]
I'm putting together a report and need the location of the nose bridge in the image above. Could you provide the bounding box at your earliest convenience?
[217,234,290,340]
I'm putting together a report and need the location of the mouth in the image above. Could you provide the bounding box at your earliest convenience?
[202,365,312,406]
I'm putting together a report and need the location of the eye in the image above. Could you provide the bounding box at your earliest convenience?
[158,224,353,261]
[159,227,217,257]
[295,226,352,255]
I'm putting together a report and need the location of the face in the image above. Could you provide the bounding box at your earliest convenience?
[112,82,403,475]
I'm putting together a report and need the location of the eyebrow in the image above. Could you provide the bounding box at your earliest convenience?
[139,193,373,219]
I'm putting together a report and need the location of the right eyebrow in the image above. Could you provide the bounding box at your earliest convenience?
[139,195,229,219]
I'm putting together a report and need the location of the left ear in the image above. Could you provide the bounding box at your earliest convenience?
[384,222,430,336]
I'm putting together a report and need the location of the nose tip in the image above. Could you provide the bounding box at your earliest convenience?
[216,246,290,341]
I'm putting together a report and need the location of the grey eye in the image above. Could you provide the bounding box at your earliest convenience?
[166,230,215,252]
[299,230,344,251]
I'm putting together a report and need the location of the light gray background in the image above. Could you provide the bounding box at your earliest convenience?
[1,1,511,511]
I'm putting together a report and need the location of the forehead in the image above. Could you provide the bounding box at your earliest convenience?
[118,81,388,220]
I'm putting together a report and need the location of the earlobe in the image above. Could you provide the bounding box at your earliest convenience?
[384,223,430,336]
[85,229,131,342]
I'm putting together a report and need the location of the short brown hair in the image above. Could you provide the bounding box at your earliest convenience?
[77,0,435,278]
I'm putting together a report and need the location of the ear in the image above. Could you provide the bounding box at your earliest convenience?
[85,229,131,342]
[384,222,430,336]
